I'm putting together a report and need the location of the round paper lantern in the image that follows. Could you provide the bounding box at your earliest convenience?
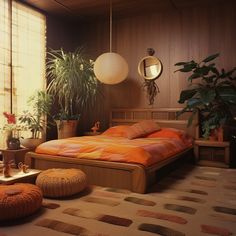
[94,52,129,85]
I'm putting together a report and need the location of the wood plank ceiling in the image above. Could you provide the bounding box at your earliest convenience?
[20,0,228,21]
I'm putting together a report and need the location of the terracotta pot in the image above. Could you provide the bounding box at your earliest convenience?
[55,120,79,139]
[217,127,224,142]
[20,138,44,149]
[209,129,217,141]
[208,127,224,142]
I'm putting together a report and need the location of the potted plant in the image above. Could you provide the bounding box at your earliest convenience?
[175,53,236,139]
[19,90,52,148]
[46,47,100,139]
[1,112,21,149]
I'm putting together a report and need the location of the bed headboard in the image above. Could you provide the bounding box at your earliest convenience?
[110,108,198,138]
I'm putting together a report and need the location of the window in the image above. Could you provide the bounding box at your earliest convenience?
[0,0,46,146]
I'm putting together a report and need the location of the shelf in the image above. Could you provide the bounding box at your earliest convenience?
[194,139,230,167]
[197,160,229,168]
[194,139,229,147]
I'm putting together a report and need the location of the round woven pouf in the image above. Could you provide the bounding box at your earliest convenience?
[36,168,87,198]
[0,183,43,221]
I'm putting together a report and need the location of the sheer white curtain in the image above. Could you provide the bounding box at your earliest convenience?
[0,0,46,146]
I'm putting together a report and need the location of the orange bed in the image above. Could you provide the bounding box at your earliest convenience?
[25,108,197,193]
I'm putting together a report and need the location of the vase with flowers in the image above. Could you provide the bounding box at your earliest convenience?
[2,112,21,150]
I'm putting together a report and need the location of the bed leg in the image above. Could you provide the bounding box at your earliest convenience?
[132,167,147,194]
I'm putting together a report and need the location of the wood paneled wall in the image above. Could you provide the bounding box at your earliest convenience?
[46,1,236,134]
[78,2,236,112]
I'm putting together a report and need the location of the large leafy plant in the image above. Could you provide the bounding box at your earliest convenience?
[175,53,236,138]
[19,90,52,139]
[46,48,100,120]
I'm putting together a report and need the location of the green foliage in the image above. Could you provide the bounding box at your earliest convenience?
[142,80,160,105]
[46,48,100,120]
[175,53,236,138]
[19,90,52,139]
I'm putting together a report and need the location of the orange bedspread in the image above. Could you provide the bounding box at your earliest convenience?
[36,135,192,167]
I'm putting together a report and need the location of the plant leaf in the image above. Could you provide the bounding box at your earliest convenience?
[225,67,236,77]
[174,62,188,66]
[187,73,201,82]
[199,88,216,105]
[186,98,203,108]
[178,89,197,103]
[211,67,220,76]
[202,53,220,63]
[218,87,236,104]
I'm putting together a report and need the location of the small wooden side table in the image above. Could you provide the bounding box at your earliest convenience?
[0,147,31,166]
[194,139,230,168]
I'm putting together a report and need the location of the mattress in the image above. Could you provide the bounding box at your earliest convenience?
[35,128,193,167]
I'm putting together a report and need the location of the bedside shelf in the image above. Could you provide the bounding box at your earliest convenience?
[194,139,230,167]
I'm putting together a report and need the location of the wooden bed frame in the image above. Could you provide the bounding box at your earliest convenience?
[25,108,197,193]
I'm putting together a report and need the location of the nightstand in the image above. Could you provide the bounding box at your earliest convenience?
[194,139,230,168]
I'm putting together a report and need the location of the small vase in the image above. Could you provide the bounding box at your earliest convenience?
[6,129,21,150]
[7,137,21,150]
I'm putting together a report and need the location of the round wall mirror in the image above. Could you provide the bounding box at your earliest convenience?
[138,56,163,80]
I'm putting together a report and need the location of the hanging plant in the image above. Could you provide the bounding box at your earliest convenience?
[138,48,163,105]
[142,80,160,105]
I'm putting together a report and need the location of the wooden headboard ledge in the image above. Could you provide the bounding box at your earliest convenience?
[110,108,198,138]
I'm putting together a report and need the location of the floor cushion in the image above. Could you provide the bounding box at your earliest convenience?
[0,183,42,221]
[36,168,87,198]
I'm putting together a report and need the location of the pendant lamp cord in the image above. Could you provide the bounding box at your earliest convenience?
[109,0,112,52]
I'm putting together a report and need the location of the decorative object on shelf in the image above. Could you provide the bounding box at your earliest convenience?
[175,53,236,139]
[3,160,14,178]
[94,0,128,85]
[19,90,52,148]
[18,162,29,173]
[46,47,100,139]
[138,48,163,105]
[91,121,100,134]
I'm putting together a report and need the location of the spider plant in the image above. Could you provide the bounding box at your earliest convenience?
[46,47,100,120]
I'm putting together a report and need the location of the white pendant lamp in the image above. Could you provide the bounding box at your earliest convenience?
[94,0,128,85]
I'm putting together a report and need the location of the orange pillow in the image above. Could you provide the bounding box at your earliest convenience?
[146,128,192,144]
[102,125,130,137]
[126,120,161,139]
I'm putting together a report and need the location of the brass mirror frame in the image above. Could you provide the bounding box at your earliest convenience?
[138,49,163,105]
[138,56,163,80]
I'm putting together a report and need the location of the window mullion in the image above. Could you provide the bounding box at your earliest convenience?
[8,0,13,113]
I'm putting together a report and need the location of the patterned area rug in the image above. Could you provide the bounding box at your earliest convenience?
[1,165,236,236]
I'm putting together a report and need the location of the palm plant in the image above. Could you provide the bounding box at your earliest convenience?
[175,53,236,138]
[46,48,100,120]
